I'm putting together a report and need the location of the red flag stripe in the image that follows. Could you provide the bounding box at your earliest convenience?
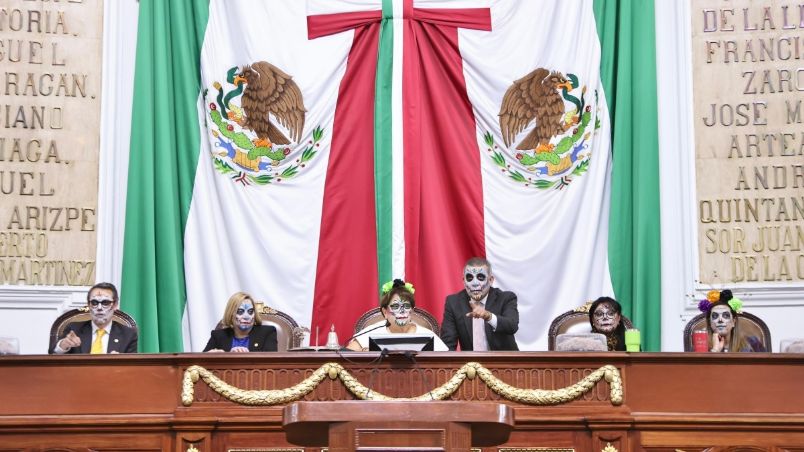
[310,21,382,344]
[403,2,490,319]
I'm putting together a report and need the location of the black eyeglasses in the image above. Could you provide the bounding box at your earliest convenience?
[89,298,114,307]
[388,302,412,311]
[593,310,618,320]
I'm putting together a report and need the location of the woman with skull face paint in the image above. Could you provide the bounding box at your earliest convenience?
[588,297,626,351]
[700,289,765,353]
[203,292,278,352]
[346,279,448,351]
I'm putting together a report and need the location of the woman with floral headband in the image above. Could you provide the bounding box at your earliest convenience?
[699,289,765,353]
[346,279,448,351]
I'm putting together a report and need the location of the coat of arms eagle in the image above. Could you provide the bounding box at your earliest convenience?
[233,61,307,148]
[498,68,576,154]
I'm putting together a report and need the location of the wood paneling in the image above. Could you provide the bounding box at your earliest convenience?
[0,352,802,451]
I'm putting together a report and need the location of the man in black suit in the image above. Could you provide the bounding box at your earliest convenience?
[51,282,138,354]
[440,257,519,351]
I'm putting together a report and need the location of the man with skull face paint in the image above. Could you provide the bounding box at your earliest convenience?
[440,257,519,351]
[203,292,278,352]
[51,282,138,354]
[701,289,765,353]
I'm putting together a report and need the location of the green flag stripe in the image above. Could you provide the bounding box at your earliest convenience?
[374,0,394,287]
[594,0,662,351]
[122,0,210,352]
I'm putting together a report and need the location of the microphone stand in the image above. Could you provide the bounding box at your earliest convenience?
[339,320,390,351]
[334,321,391,399]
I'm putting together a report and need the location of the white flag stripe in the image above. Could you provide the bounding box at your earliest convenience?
[184,1,352,350]
[307,0,382,16]
[391,5,406,280]
[461,0,614,350]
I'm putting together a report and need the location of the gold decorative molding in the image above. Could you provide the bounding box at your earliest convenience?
[186,445,200,452]
[181,362,622,407]
[601,443,618,452]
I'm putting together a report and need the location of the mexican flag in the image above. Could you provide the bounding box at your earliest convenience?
[122,0,660,352]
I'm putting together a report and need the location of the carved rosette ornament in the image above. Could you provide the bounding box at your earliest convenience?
[601,444,618,452]
[181,362,623,406]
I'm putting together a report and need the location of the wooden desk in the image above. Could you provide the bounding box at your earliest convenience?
[283,401,514,450]
[0,352,802,451]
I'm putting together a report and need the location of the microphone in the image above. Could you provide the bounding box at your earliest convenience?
[340,320,390,351]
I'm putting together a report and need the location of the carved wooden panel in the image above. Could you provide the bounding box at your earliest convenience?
[188,364,615,405]
[2,354,804,451]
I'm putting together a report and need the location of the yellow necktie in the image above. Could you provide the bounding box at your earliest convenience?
[90,329,106,354]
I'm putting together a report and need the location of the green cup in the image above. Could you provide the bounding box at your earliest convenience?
[624,328,641,352]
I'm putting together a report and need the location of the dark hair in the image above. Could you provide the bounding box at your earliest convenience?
[588,296,625,351]
[464,256,492,275]
[87,282,119,303]
[380,279,415,311]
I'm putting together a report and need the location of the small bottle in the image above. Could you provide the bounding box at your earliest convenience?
[325,324,339,349]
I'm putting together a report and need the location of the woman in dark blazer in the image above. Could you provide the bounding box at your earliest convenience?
[203,292,277,352]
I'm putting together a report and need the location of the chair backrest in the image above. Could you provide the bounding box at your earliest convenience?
[547,300,634,351]
[49,307,138,352]
[683,311,771,352]
[780,338,804,353]
[354,307,441,336]
[216,302,302,352]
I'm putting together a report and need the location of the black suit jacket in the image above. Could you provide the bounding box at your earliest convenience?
[203,324,278,352]
[440,287,519,351]
[51,320,138,354]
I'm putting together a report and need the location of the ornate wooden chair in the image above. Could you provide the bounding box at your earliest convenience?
[547,300,634,351]
[216,302,303,351]
[683,311,771,352]
[49,307,138,353]
[353,307,441,336]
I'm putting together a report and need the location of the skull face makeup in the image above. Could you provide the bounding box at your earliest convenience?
[383,294,412,327]
[88,288,117,328]
[709,305,735,337]
[592,302,621,334]
[234,301,256,332]
[464,265,492,302]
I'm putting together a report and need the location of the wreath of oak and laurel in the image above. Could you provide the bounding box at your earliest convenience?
[204,61,324,186]
[485,68,602,190]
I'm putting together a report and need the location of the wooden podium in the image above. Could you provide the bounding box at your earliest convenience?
[283,401,514,451]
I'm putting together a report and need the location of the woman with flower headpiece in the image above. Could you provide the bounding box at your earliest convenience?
[346,279,449,351]
[700,289,765,353]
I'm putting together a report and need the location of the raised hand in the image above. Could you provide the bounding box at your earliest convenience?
[711,332,726,352]
[59,330,81,350]
[466,303,491,321]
